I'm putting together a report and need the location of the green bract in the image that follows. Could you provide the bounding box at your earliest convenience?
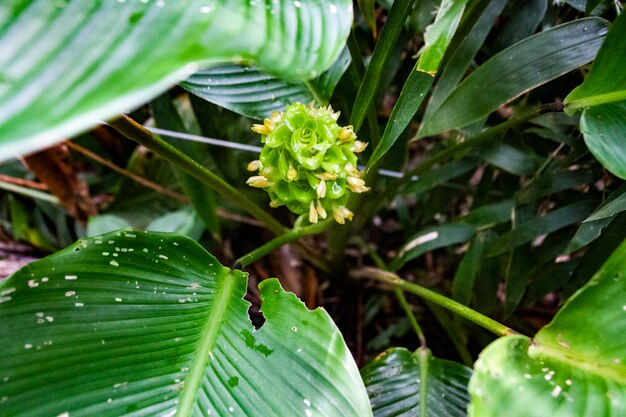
[247,103,369,224]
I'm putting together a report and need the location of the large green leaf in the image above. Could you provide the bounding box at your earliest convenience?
[469,238,626,416]
[0,230,372,416]
[564,11,626,110]
[362,348,472,417]
[180,47,351,120]
[0,0,352,161]
[418,18,609,137]
[579,101,626,179]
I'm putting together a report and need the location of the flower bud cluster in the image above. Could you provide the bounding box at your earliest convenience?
[247,103,369,224]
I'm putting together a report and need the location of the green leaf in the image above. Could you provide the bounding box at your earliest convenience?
[515,168,599,205]
[469,239,626,416]
[0,0,352,162]
[564,212,626,298]
[565,11,626,110]
[358,0,378,37]
[453,232,494,307]
[86,214,132,238]
[472,142,541,176]
[405,157,480,195]
[455,200,514,230]
[586,189,626,222]
[419,18,609,137]
[487,200,597,257]
[423,0,507,122]
[391,223,476,270]
[350,0,414,132]
[416,0,470,75]
[0,230,372,417]
[362,347,472,417]
[367,0,470,167]
[579,101,626,179]
[147,208,204,241]
[181,48,351,120]
[566,184,626,253]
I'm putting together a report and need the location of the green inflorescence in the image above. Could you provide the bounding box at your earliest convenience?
[247,103,369,224]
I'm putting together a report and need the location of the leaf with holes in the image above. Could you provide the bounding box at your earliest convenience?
[469,238,626,416]
[0,0,352,161]
[0,230,372,417]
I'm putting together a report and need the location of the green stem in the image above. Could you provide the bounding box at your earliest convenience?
[395,287,427,347]
[108,115,285,235]
[351,267,518,337]
[0,181,60,205]
[565,90,626,111]
[419,347,430,417]
[235,220,332,269]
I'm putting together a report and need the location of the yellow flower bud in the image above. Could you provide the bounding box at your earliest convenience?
[309,200,318,224]
[247,160,262,172]
[287,165,298,182]
[351,140,368,153]
[347,176,370,193]
[316,200,327,219]
[332,205,354,224]
[338,126,357,143]
[246,176,274,188]
[315,172,337,181]
[316,179,327,198]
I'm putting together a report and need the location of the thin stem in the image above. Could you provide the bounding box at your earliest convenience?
[234,220,332,269]
[0,174,48,191]
[395,287,427,347]
[68,139,264,227]
[0,181,60,204]
[357,238,428,346]
[108,115,285,235]
[351,267,518,337]
[66,140,188,203]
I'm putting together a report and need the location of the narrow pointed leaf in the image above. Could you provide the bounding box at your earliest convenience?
[350,0,414,132]
[0,230,372,417]
[0,0,352,162]
[565,12,626,110]
[367,0,470,167]
[423,0,507,122]
[469,239,626,416]
[362,347,472,417]
[419,18,609,137]
[487,200,597,257]
[391,223,476,270]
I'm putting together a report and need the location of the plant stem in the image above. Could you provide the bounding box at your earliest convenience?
[108,115,285,235]
[351,267,518,337]
[66,140,188,203]
[0,181,59,204]
[395,287,427,347]
[235,220,332,269]
[419,347,430,417]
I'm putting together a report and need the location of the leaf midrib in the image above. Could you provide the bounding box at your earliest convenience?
[176,267,237,416]
[531,340,626,384]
